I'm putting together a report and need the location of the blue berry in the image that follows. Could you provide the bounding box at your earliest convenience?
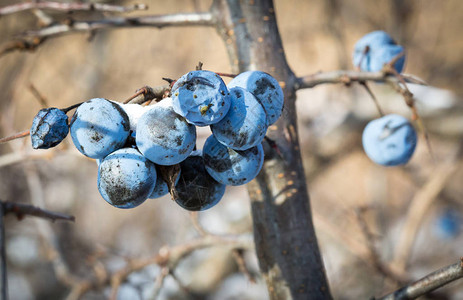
[30,107,69,149]
[434,208,461,239]
[353,30,405,73]
[98,148,156,209]
[70,98,130,159]
[136,98,196,165]
[174,152,226,211]
[202,135,264,186]
[171,70,231,126]
[362,114,417,166]
[211,87,268,150]
[227,71,284,125]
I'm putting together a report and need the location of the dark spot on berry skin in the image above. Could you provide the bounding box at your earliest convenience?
[91,132,103,142]
[253,77,275,96]
[175,136,183,146]
[80,145,84,152]
[90,107,94,111]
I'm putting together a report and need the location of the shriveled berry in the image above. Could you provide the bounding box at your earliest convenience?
[30,108,69,149]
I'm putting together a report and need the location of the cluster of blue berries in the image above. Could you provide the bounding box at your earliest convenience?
[352,31,417,166]
[30,70,284,210]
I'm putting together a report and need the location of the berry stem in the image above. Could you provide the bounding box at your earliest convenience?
[61,102,83,113]
[0,130,30,144]
[360,81,384,117]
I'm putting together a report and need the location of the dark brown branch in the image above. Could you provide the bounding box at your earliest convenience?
[295,70,426,90]
[378,258,463,300]
[0,1,147,15]
[1,201,75,222]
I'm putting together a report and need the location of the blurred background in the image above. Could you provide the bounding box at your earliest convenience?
[0,0,462,299]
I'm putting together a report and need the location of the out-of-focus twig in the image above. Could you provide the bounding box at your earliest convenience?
[29,83,49,108]
[1,200,75,222]
[295,70,426,90]
[0,204,7,300]
[1,12,214,56]
[0,130,30,144]
[392,158,462,271]
[377,258,463,300]
[0,1,147,15]
[104,234,252,299]
[355,207,408,285]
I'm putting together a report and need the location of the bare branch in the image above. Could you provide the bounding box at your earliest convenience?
[0,2,148,16]
[76,234,252,299]
[378,258,463,300]
[295,70,426,90]
[1,200,75,222]
[0,130,30,144]
[123,85,171,104]
[1,11,214,55]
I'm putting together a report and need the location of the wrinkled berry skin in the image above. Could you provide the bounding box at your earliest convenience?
[30,108,69,149]
[227,71,284,125]
[98,148,156,209]
[352,30,405,73]
[70,98,130,159]
[211,87,268,151]
[202,135,264,186]
[362,114,417,166]
[171,70,231,126]
[136,98,196,165]
[175,152,226,211]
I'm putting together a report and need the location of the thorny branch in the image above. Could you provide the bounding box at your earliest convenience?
[0,1,147,15]
[378,258,463,300]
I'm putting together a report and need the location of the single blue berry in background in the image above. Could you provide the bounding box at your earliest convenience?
[352,30,405,73]
[171,70,231,126]
[174,151,226,211]
[98,148,156,209]
[70,98,130,159]
[211,87,268,151]
[227,70,284,125]
[434,208,461,239]
[362,114,417,166]
[203,135,264,186]
[136,98,196,166]
[30,108,69,149]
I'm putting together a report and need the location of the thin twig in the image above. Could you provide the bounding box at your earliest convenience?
[360,81,384,117]
[355,208,407,284]
[0,204,7,300]
[232,249,256,283]
[0,2,147,15]
[123,85,171,104]
[1,201,75,222]
[294,70,426,90]
[392,158,461,271]
[0,130,30,144]
[29,83,49,108]
[1,12,214,55]
[378,258,463,300]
